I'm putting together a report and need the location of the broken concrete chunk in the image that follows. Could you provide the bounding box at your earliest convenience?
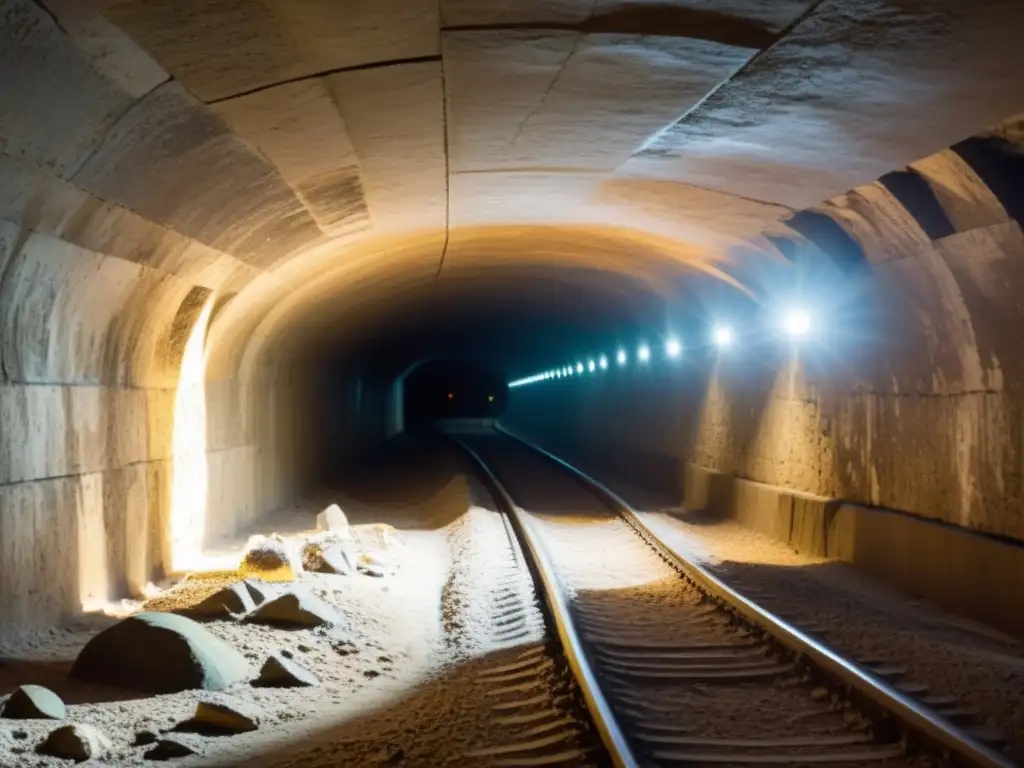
[238,535,300,582]
[70,612,250,694]
[245,588,340,628]
[316,503,348,531]
[254,651,319,688]
[242,579,282,606]
[350,523,402,553]
[38,723,111,762]
[302,538,357,575]
[181,582,256,618]
[178,696,260,734]
[1,684,66,720]
[144,733,203,760]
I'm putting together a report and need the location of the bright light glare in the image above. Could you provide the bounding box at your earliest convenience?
[599,355,608,370]
[616,349,627,365]
[665,337,682,358]
[587,360,596,373]
[576,362,584,374]
[782,309,812,337]
[169,298,214,574]
[713,325,734,348]
[637,344,650,363]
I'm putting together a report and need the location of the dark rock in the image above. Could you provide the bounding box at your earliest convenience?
[1,684,66,719]
[70,611,250,694]
[134,730,159,746]
[37,724,111,762]
[245,588,340,628]
[180,583,255,618]
[144,733,202,761]
[254,651,319,688]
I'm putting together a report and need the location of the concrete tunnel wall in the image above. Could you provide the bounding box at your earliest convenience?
[4,0,1024,640]
[503,131,1024,634]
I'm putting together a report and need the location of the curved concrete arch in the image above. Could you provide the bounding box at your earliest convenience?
[3,0,1024,638]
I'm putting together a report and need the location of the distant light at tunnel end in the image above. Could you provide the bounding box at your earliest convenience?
[782,308,812,338]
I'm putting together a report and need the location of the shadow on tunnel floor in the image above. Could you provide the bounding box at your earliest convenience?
[322,429,494,531]
[199,641,572,768]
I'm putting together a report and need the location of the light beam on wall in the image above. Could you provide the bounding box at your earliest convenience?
[169,297,215,573]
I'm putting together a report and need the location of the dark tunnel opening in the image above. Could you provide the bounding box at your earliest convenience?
[402,358,508,428]
[5,4,1024,765]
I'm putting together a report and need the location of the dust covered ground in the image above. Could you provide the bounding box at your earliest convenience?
[572,465,1024,764]
[0,434,592,767]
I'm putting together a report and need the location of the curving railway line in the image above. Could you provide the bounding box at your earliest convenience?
[441,424,1017,768]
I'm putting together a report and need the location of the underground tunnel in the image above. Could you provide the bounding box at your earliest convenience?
[2,0,1024,765]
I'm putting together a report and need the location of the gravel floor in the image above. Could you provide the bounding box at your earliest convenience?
[464,435,921,767]
[567,462,1024,765]
[0,434,592,768]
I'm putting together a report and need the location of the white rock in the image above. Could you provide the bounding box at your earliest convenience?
[316,504,348,532]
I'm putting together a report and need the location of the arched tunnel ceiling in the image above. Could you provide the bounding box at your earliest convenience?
[4,0,1024,382]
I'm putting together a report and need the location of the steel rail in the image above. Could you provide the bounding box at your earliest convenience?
[497,425,1014,768]
[448,435,641,768]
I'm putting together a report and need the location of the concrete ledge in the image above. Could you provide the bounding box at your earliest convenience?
[509,431,1024,638]
[686,462,1024,638]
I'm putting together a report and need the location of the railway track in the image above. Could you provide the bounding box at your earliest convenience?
[443,425,1016,768]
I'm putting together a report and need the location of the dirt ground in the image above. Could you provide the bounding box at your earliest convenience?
[0,436,590,767]
[582,469,1024,764]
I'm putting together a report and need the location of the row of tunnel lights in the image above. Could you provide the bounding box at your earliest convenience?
[508,309,813,388]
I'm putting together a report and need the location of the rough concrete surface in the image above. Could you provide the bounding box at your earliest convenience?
[1,0,1023,681]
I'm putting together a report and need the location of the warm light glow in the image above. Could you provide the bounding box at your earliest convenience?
[713,325,734,348]
[665,337,682,358]
[488,394,495,401]
[617,349,627,365]
[782,308,812,337]
[637,344,650,363]
[599,355,608,370]
[448,392,455,399]
[169,298,215,573]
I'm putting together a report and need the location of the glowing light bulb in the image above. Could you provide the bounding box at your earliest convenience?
[599,355,608,370]
[587,360,596,373]
[713,325,733,348]
[576,362,584,374]
[637,344,650,363]
[665,337,682,358]
[616,349,627,365]
[782,308,811,337]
